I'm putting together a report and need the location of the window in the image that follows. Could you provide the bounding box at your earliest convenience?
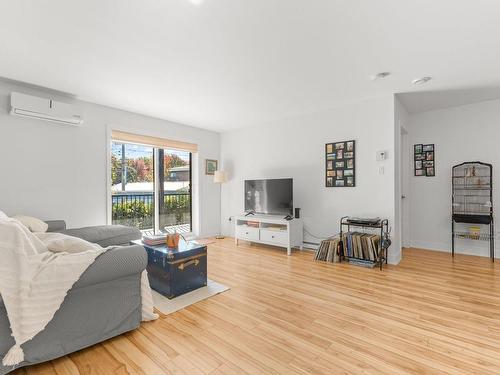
[111,140,192,234]
[158,148,192,233]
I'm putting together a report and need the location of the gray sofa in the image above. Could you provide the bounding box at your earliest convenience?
[0,222,144,375]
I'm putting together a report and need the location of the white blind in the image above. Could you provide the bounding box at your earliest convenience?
[111,130,198,153]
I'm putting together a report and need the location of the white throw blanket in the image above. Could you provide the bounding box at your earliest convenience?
[0,218,157,367]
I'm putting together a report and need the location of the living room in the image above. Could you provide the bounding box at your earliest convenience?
[1,1,500,374]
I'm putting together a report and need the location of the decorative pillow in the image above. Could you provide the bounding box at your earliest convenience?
[13,215,49,233]
[0,211,8,220]
[36,233,101,253]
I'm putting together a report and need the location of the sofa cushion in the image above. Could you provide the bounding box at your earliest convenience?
[61,225,142,247]
[73,245,147,289]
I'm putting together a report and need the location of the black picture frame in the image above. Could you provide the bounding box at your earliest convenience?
[414,143,435,177]
[423,144,434,152]
[325,140,355,187]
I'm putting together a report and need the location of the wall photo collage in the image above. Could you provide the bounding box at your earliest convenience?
[414,143,435,177]
[325,140,355,187]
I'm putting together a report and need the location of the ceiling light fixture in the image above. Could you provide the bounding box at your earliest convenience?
[370,72,391,81]
[412,77,432,85]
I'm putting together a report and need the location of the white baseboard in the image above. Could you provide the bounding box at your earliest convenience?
[302,241,319,250]
[197,232,220,239]
[304,241,401,265]
[410,240,497,258]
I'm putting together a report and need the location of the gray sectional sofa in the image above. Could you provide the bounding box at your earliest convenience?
[0,222,144,375]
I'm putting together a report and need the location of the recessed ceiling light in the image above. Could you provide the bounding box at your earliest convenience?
[370,72,391,81]
[412,77,432,85]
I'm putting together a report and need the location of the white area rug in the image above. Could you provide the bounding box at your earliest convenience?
[152,279,229,315]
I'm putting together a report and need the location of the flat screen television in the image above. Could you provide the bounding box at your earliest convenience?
[244,178,293,216]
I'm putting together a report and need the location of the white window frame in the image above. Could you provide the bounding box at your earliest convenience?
[106,125,198,237]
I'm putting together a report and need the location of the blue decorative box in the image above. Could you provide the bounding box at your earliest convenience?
[132,239,207,299]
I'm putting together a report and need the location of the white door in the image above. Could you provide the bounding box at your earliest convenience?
[401,127,411,247]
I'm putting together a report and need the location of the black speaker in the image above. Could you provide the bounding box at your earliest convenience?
[294,208,300,219]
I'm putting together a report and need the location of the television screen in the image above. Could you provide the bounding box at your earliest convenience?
[244,178,293,216]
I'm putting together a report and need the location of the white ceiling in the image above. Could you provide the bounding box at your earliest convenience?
[397,87,500,114]
[1,0,500,132]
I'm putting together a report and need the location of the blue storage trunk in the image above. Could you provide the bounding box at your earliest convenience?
[132,240,207,299]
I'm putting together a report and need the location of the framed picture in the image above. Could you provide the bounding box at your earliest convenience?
[325,140,355,187]
[423,144,434,152]
[205,159,218,175]
[415,153,425,161]
[414,143,435,177]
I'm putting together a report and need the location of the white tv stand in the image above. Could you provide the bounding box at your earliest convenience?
[234,214,303,255]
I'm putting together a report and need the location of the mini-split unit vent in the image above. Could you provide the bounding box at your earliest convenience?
[10,92,83,126]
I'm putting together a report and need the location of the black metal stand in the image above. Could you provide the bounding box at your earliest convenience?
[339,216,389,270]
[452,161,494,261]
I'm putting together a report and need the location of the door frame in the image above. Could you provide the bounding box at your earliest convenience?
[400,125,411,248]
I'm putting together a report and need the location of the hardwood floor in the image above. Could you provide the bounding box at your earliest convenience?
[14,240,500,375]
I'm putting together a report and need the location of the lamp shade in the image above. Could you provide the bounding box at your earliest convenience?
[213,170,227,184]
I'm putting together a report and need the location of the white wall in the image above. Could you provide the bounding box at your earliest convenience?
[220,95,402,264]
[407,98,500,257]
[0,80,221,237]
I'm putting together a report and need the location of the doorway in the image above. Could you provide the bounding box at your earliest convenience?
[401,126,411,248]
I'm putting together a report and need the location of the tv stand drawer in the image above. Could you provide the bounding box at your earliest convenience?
[236,226,260,241]
[260,229,288,245]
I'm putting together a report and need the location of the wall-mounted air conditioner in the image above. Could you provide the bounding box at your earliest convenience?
[10,92,83,126]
